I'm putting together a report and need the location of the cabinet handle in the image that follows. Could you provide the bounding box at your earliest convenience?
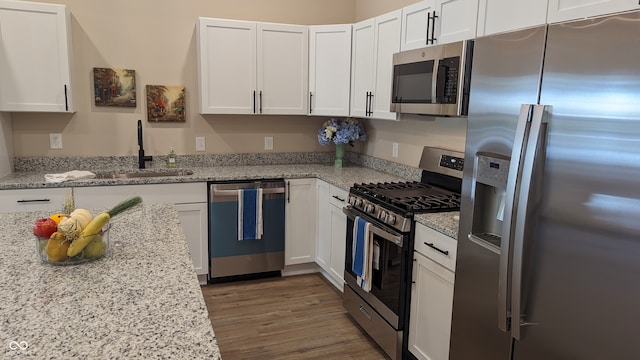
[430,11,438,44]
[331,195,345,202]
[287,181,290,203]
[253,90,256,113]
[259,90,263,114]
[17,199,51,203]
[426,11,431,45]
[424,242,449,256]
[309,92,313,114]
[64,85,68,111]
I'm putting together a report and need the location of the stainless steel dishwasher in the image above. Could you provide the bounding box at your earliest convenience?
[208,179,286,282]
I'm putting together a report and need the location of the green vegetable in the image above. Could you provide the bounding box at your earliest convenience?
[67,196,142,257]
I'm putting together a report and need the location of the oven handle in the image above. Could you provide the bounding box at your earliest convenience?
[343,206,404,247]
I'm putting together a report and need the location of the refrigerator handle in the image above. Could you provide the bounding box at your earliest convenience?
[511,104,550,340]
[498,104,533,332]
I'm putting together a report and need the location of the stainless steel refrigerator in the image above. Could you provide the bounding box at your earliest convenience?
[450,10,640,360]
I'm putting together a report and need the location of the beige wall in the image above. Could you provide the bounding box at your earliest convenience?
[11,0,466,169]
[0,112,13,176]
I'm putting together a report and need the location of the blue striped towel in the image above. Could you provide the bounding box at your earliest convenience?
[352,216,372,292]
[238,188,263,240]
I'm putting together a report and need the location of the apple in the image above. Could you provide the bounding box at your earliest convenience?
[33,217,58,238]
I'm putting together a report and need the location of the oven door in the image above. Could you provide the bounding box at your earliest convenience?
[343,206,410,330]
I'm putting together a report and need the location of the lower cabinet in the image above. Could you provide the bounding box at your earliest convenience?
[408,223,456,360]
[73,183,209,279]
[284,178,317,265]
[0,187,72,213]
[316,180,348,291]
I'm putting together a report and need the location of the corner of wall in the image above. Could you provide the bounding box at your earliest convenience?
[0,112,14,177]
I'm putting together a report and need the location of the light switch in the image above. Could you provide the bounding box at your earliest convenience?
[50,133,63,149]
[195,137,206,152]
[265,136,273,150]
[392,142,398,158]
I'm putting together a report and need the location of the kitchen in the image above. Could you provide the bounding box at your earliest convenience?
[2,0,640,359]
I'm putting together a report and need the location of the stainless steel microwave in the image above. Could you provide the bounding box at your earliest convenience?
[390,40,473,117]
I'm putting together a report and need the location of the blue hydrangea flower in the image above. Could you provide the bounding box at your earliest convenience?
[318,118,367,146]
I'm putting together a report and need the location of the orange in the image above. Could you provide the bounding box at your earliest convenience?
[49,213,67,225]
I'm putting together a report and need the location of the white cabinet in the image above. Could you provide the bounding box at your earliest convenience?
[284,178,317,265]
[404,0,478,47]
[73,183,209,279]
[197,18,308,115]
[476,0,548,36]
[547,0,639,23]
[350,10,401,121]
[316,180,348,291]
[308,24,352,117]
[0,0,74,112]
[401,0,436,51]
[0,187,71,213]
[408,223,457,360]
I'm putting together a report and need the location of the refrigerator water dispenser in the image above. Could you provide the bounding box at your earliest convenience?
[468,153,510,253]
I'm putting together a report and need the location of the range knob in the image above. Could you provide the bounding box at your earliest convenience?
[378,210,388,222]
[348,196,356,206]
[387,214,397,225]
[365,204,375,214]
[355,198,363,208]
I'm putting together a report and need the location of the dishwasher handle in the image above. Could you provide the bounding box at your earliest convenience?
[211,187,285,197]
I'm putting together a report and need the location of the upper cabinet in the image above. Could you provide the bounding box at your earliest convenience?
[0,0,74,112]
[308,24,352,117]
[402,0,478,48]
[350,9,401,121]
[547,0,639,23]
[476,0,548,36]
[197,18,308,115]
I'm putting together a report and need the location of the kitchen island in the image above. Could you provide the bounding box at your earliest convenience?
[0,204,220,359]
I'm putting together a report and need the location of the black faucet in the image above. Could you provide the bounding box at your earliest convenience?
[138,119,153,169]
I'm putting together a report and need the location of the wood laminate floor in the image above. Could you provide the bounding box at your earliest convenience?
[201,273,388,359]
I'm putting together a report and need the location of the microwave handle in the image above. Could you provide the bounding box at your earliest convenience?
[431,58,439,104]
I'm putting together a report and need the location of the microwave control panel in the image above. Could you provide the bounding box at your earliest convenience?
[437,56,460,104]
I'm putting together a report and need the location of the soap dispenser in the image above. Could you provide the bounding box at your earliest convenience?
[167,147,177,168]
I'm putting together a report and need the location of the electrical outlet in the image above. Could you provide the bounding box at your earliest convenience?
[50,133,63,149]
[392,142,398,158]
[195,137,206,152]
[265,136,273,150]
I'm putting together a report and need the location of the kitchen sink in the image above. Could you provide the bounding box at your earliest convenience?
[95,169,194,179]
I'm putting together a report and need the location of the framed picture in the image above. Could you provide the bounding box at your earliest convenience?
[93,68,136,107]
[146,85,186,122]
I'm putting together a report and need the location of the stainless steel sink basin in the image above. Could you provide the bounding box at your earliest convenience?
[95,169,194,179]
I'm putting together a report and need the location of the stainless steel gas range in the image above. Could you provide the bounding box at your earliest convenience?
[343,147,464,360]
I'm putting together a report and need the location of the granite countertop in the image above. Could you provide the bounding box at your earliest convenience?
[0,163,458,239]
[0,204,220,359]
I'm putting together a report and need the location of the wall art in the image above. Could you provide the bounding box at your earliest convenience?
[93,67,136,107]
[146,85,186,122]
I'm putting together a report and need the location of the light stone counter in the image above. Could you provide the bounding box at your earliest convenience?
[0,204,220,359]
[0,163,458,241]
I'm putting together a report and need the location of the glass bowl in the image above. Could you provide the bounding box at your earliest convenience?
[36,223,110,265]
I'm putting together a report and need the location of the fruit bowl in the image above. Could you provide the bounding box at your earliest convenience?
[35,223,110,265]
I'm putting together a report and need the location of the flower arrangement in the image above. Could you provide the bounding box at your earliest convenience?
[317,118,367,146]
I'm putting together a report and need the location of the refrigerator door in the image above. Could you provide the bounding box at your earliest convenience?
[450,26,547,360]
[514,11,640,359]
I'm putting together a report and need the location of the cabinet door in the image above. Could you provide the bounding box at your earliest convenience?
[0,0,73,112]
[409,251,455,360]
[0,187,70,213]
[477,0,548,36]
[371,10,401,121]
[434,0,479,44]
[257,23,308,115]
[328,203,346,288]
[350,18,375,118]
[308,24,352,117]
[197,18,256,114]
[547,0,639,23]
[285,178,316,265]
[174,202,208,276]
[315,180,331,270]
[401,0,436,51]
